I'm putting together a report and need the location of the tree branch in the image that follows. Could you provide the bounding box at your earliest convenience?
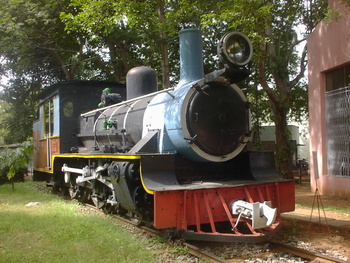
[53,50,71,80]
[288,44,307,89]
[258,57,278,105]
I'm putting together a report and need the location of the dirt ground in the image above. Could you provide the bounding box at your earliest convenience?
[276,180,350,260]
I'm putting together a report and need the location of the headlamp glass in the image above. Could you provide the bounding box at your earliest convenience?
[219,32,252,67]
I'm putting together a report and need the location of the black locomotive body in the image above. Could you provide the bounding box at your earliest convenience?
[33,29,295,242]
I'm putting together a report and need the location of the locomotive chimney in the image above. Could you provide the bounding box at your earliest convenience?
[178,28,204,85]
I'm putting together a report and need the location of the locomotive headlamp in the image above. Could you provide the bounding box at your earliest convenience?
[218,32,252,68]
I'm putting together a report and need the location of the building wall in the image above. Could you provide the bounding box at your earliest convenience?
[260,125,299,143]
[259,125,310,162]
[307,0,350,197]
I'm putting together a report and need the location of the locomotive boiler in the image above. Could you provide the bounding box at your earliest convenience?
[33,29,295,242]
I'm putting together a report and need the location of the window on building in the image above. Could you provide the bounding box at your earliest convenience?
[325,64,350,91]
[325,65,350,177]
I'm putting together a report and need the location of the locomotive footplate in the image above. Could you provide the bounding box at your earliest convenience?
[140,152,283,192]
[140,153,295,241]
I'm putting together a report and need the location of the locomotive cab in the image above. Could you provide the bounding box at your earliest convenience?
[33,81,126,181]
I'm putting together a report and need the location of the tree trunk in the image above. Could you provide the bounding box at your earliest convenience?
[107,39,132,82]
[157,0,170,89]
[270,101,294,179]
[258,57,293,179]
[159,40,170,88]
[53,50,74,81]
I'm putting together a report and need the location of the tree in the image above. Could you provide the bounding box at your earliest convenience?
[0,0,100,144]
[201,0,327,178]
[0,0,104,82]
[0,140,33,189]
[0,78,39,144]
[60,0,220,87]
[61,1,146,82]
[62,0,166,86]
[0,100,10,145]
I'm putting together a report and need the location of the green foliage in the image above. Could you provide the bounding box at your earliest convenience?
[0,78,40,144]
[59,0,224,86]
[148,236,165,245]
[0,140,33,185]
[0,0,74,81]
[0,100,10,145]
[0,0,90,144]
[323,0,350,24]
[171,245,189,255]
[289,79,309,123]
[0,0,118,89]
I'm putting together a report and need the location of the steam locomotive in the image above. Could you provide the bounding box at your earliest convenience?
[33,29,295,242]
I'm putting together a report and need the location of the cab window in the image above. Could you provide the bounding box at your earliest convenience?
[44,98,54,137]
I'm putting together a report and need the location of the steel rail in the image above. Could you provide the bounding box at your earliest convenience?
[183,242,230,263]
[269,241,348,263]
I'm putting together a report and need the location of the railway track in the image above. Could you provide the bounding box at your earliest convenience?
[269,241,348,263]
[183,242,231,263]
[82,203,347,263]
[184,240,349,263]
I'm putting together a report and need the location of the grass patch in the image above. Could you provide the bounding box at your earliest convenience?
[170,245,189,255]
[295,203,350,214]
[0,182,156,263]
[322,206,350,214]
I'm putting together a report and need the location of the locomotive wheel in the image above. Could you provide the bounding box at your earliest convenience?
[80,187,90,203]
[51,182,60,194]
[68,184,80,200]
[104,194,127,215]
[91,191,106,209]
[127,212,143,226]
[133,186,153,217]
[104,204,117,214]
[60,185,69,196]
[105,203,127,215]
